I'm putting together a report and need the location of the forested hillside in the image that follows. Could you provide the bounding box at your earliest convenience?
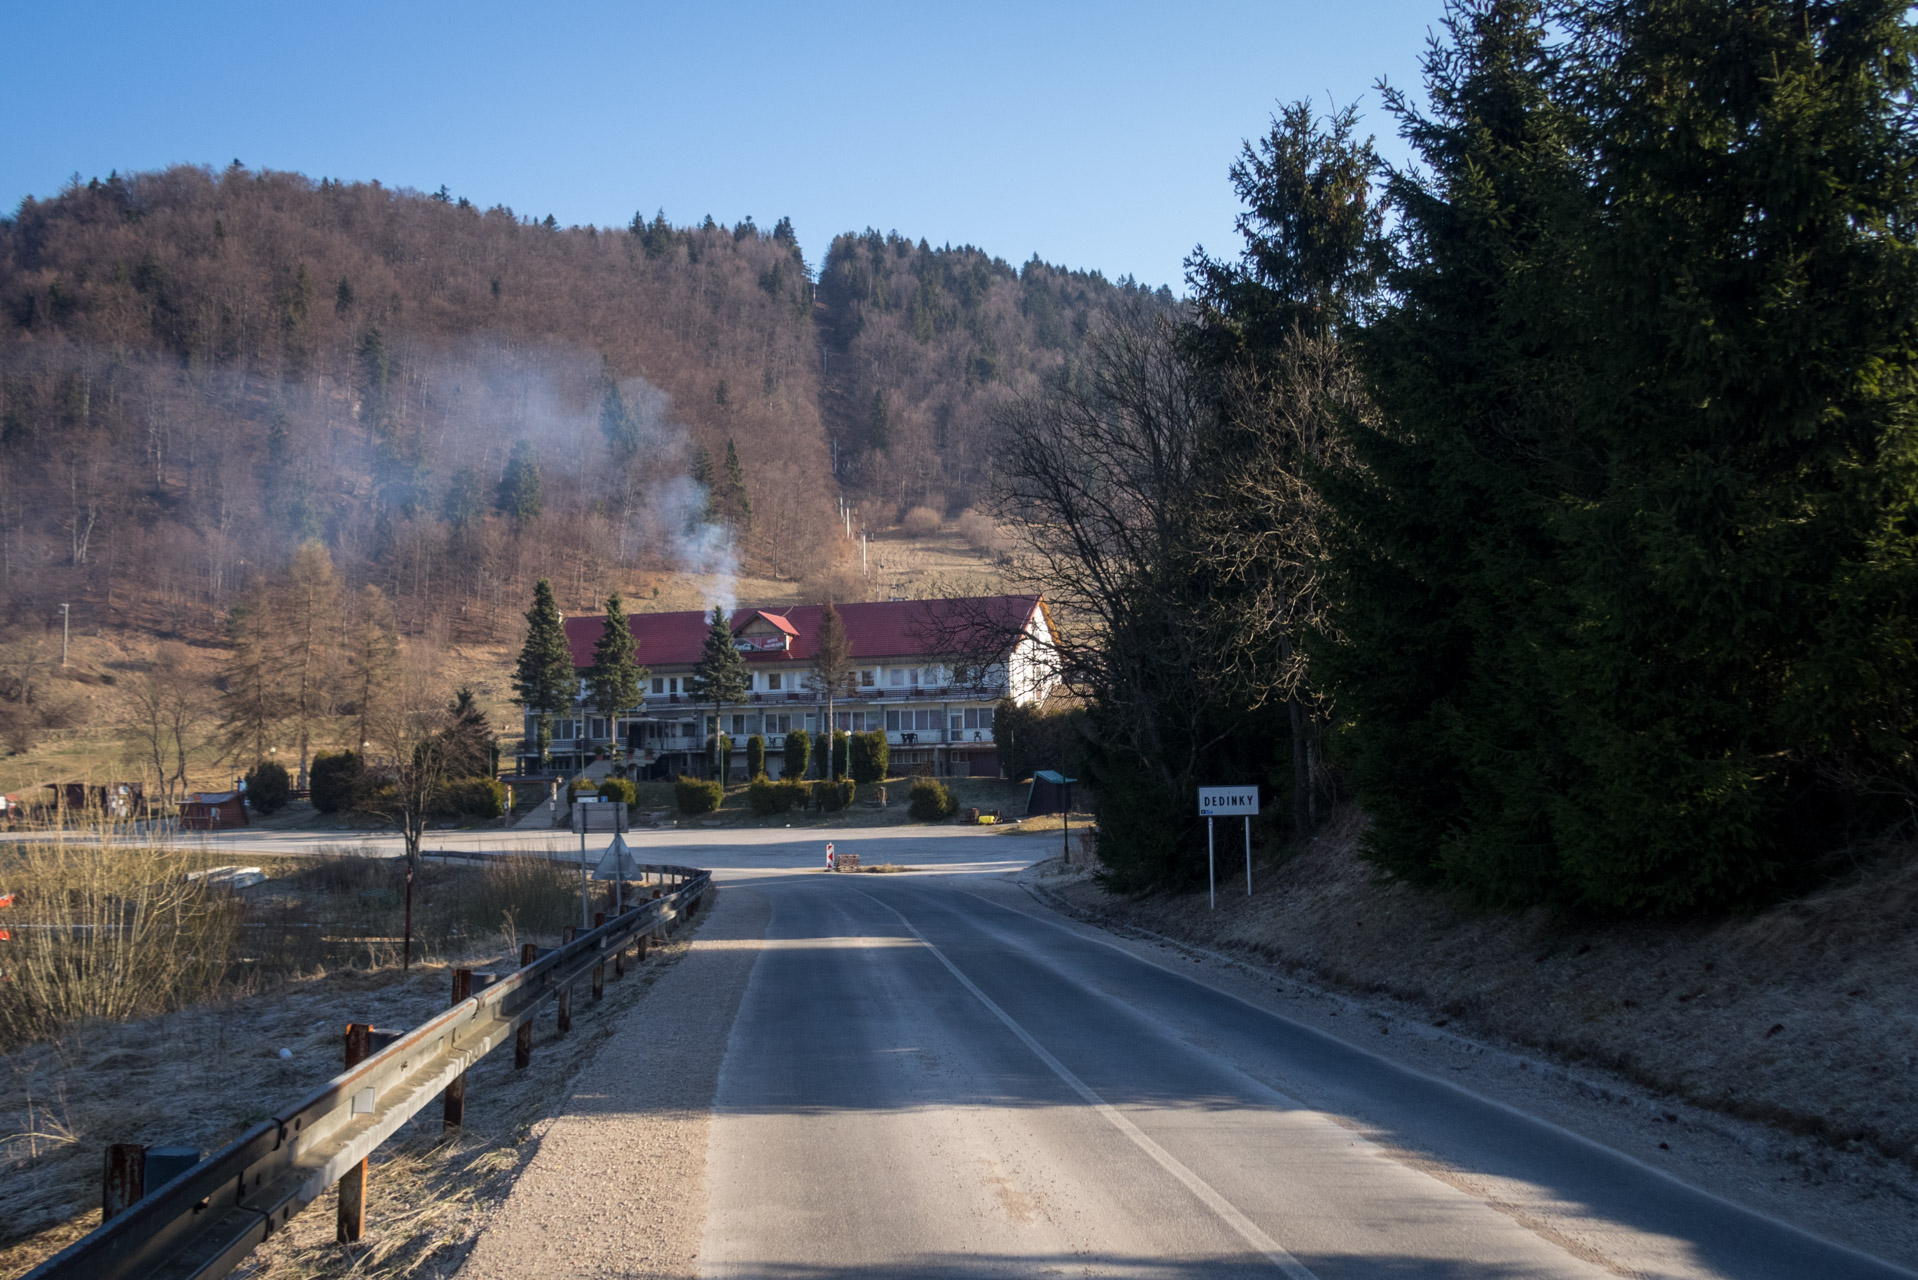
[0,166,1149,645]
[815,230,1171,512]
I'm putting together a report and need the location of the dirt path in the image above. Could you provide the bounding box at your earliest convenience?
[457,886,769,1280]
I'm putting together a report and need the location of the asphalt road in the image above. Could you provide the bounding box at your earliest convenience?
[693,866,1913,1280]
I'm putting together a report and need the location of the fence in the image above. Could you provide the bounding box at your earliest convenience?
[23,861,714,1280]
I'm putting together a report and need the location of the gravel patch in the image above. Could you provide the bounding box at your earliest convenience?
[457,886,770,1280]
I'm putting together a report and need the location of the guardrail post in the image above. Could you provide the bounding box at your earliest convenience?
[592,913,606,1001]
[557,928,575,1036]
[102,1143,145,1222]
[338,1023,372,1243]
[515,943,537,1069]
[443,969,472,1130]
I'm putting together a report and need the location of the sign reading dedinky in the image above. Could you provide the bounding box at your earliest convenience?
[1198,786,1259,816]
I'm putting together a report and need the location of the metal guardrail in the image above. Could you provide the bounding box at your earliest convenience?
[24,862,715,1280]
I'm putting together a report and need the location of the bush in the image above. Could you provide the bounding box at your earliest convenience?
[908,776,957,821]
[433,776,506,820]
[783,728,811,779]
[811,778,855,812]
[994,697,1086,783]
[746,733,766,778]
[675,774,724,815]
[902,505,942,536]
[566,778,597,807]
[598,777,636,806]
[309,750,362,813]
[750,776,811,815]
[849,730,889,784]
[244,760,291,814]
[826,730,851,780]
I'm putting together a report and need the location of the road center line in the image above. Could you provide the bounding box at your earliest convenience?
[854,887,1321,1280]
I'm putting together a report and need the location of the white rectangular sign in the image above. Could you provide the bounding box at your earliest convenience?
[1198,786,1259,816]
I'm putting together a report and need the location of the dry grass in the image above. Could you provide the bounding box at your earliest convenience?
[0,887,711,1278]
[1048,804,1918,1170]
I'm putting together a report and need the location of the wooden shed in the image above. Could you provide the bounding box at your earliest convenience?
[180,791,249,831]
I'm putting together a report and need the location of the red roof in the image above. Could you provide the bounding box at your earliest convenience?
[561,595,1042,670]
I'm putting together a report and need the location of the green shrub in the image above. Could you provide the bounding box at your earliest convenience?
[244,760,290,815]
[749,775,811,815]
[598,777,636,806]
[309,750,362,813]
[776,778,809,811]
[746,734,766,777]
[908,776,957,821]
[850,730,889,784]
[811,778,855,812]
[783,728,811,779]
[566,778,597,807]
[433,776,506,819]
[830,730,851,780]
[675,775,724,815]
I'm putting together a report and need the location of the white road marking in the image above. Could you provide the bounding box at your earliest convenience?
[857,887,1322,1280]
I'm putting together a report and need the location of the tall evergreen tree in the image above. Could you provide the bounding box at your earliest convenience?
[723,438,752,535]
[600,377,639,458]
[586,591,647,746]
[1541,0,1918,910]
[496,439,544,524]
[513,579,575,765]
[1320,0,1586,904]
[689,605,749,775]
[349,585,399,754]
[809,603,855,780]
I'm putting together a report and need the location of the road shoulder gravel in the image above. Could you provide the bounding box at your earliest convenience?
[458,886,770,1280]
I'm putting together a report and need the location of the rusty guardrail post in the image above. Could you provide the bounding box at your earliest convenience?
[443,969,472,1130]
[592,913,606,1002]
[101,1143,144,1222]
[338,1023,372,1243]
[515,943,537,1069]
[557,928,575,1036]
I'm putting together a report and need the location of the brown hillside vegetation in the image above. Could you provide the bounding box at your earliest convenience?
[1044,805,1918,1172]
[0,167,1154,654]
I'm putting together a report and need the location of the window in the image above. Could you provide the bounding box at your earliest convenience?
[890,669,906,687]
[910,667,921,686]
[730,715,746,736]
[915,709,939,731]
[589,718,606,740]
[651,677,665,694]
[668,677,679,693]
[860,670,875,686]
[951,715,963,736]
[767,713,791,734]
[768,672,783,691]
[962,707,994,730]
[805,714,818,732]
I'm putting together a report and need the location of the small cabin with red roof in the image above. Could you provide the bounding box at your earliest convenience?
[520,594,1057,780]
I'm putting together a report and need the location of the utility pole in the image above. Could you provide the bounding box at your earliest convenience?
[59,603,69,667]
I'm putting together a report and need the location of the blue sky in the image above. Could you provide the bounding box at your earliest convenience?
[2,1,1447,290]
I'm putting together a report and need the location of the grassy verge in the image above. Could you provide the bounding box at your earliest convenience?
[0,873,710,1277]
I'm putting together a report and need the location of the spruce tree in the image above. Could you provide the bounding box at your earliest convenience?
[689,605,748,776]
[513,579,576,766]
[809,603,855,781]
[723,438,752,535]
[496,439,543,524]
[1320,0,1584,903]
[586,591,647,747]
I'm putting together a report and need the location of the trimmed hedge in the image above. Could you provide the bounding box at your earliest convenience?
[598,777,636,806]
[309,750,362,813]
[748,776,811,815]
[783,728,811,779]
[849,730,889,785]
[746,734,766,778]
[675,774,724,815]
[433,776,506,819]
[244,760,290,814]
[908,776,957,821]
[811,778,855,813]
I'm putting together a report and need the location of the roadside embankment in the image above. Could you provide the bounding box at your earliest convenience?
[1037,804,1918,1172]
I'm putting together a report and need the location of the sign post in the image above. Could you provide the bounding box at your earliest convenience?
[1198,786,1260,909]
